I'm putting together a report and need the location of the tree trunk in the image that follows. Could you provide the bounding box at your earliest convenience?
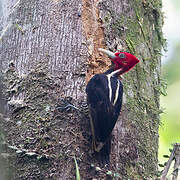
[0,0,164,179]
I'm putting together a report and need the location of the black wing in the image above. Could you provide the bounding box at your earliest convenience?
[86,73,123,143]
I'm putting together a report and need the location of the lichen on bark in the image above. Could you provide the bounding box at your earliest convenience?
[1,61,91,179]
[97,0,164,178]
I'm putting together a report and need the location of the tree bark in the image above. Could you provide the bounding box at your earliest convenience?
[0,0,164,179]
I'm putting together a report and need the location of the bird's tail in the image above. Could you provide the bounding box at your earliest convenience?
[98,135,112,166]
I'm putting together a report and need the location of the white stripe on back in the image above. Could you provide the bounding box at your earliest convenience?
[107,75,112,102]
[106,69,121,105]
[113,80,120,106]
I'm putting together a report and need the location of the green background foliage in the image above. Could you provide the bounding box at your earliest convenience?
[159,44,180,164]
[159,0,180,171]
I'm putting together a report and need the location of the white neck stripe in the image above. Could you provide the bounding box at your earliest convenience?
[106,68,121,104]
[107,75,112,102]
[113,80,120,105]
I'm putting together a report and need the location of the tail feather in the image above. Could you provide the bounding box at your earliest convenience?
[97,135,111,166]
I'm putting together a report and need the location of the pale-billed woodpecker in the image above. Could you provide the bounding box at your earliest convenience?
[86,48,140,165]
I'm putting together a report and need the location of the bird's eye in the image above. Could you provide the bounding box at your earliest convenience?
[118,53,126,59]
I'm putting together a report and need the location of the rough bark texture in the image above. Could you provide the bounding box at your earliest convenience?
[0,0,164,179]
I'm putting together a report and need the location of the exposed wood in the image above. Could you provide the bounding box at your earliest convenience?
[82,0,111,82]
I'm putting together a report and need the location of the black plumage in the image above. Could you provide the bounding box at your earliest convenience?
[86,68,123,164]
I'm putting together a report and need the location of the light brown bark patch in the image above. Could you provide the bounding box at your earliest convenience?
[82,0,111,82]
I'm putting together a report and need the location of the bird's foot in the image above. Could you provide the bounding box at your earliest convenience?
[94,142,104,152]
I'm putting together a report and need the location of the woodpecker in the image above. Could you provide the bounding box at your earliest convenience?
[86,48,139,165]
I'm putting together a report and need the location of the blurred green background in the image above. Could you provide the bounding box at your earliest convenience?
[159,0,180,169]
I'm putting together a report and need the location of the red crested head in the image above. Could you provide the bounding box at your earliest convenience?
[112,52,139,74]
[99,48,140,75]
